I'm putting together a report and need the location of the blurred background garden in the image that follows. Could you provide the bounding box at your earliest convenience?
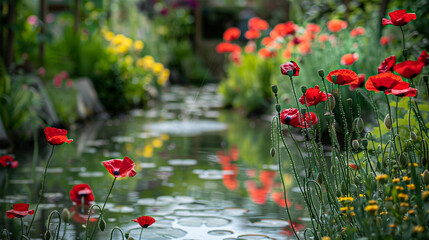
[1,0,429,239]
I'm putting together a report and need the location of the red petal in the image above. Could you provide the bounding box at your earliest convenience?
[13,203,29,211]
[102,159,122,177]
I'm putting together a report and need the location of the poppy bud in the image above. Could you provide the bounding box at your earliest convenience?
[353,117,364,133]
[271,85,278,94]
[384,114,392,129]
[402,49,408,59]
[423,170,429,185]
[331,75,337,84]
[44,230,51,240]
[287,70,294,78]
[331,165,336,175]
[128,237,135,240]
[347,98,352,107]
[61,208,71,223]
[328,96,335,111]
[361,139,368,148]
[318,69,325,78]
[275,104,281,113]
[270,147,275,157]
[317,173,323,185]
[410,131,417,141]
[399,153,408,168]
[423,75,428,84]
[301,86,307,94]
[352,140,359,150]
[354,175,361,185]
[99,217,106,231]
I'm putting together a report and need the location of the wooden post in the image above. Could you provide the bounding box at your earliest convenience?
[378,0,391,39]
[74,0,79,34]
[39,0,47,65]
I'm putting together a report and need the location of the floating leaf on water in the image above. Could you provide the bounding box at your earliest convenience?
[291,187,301,193]
[262,165,278,170]
[177,217,203,227]
[144,120,227,136]
[250,219,289,228]
[205,217,231,227]
[108,206,134,213]
[140,162,156,168]
[43,192,63,200]
[197,170,223,180]
[178,216,231,227]
[111,136,134,143]
[103,152,122,158]
[137,198,156,206]
[222,208,249,216]
[36,167,63,173]
[168,159,198,166]
[86,139,108,147]
[78,171,104,177]
[9,179,34,184]
[69,167,87,172]
[157,196,175,202]
[208,230,233,236]
[158,166,174,172]
[174,196,194,203]
[204,111,220,118]
[82,148,97,154]
[299,217,312,222]
[237,234,274,239]
[192,169,205,174]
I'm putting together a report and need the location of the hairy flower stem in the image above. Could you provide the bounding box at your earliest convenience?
[396,97,400,137]
[384,93,399,159]
[139,227,144,240]
[109,227,125,240]
[27,145,55,236]
[20,218,24,239]
[399,26,406,59]
[89,177,117,239]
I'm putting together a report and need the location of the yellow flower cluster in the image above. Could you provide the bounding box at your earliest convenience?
[102,29,144,54]
[398,193,409,201]
[376,174,388,182]
[136,56,170,86]
[365,204,379,213]
[338,196,354,202]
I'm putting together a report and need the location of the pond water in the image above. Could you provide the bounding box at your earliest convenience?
[1,85,309,239]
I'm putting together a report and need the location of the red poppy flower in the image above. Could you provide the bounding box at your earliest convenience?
[229,52,241,65]
[262,37,274,46]
[349,164,359,170]
[417,50,428,66]
[319,34,329,43]
[341,53,359,66]
[382,9,416,26]
[6,203,34,219]
[244,29,261,40]
[223,27,241,42]
[282,48,292,59]
[299,85,331,106]
[0,155,18,168]
[280,108,318,128]
[270,22,296,38]
[280,61,300,76]
[44,127,73,145]
[393,60,424,79]
[327,19,347,32]
[350,74,366,91]
[271,191,291,208]
[102,156,137,178]
[70,184,95,205]
[326,69,359,86]
[385,87,417,97]
[298,41,311,55]
[244,41,256,53]
[246,180,270,204]
[380,36,393,46]
[350,27,365,37]
[248,17,269,31]
[258,48,276,58]
[132,216,156,228]
[216,42,241,54]
[378,55,396,73]
[306,23,320,34]
[365,72,409,92]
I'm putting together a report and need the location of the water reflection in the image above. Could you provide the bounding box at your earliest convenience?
[1,85,308,239]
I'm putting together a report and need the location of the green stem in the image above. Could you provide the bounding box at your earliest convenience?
[139,227,144,240]
[399,26,406,59]
[21,218,24,239]
[395,97,399,136]
[89,177,117,239]
[109,226,125,240]
[384,93,398,159]
[27,145,56,236]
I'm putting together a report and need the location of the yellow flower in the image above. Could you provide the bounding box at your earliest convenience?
[133,40,144,51]
[404,216,408,221]
[152,139,162,148]
[407,184,416,190]
[140,55,155,69]
[422,191,429,200]
[365,204,379,213]
[408,209,415,215]
[398,193,409,201]
[161,134,169,141]
[340,206,354,212]
[152,63,164,74]
[359,194,365,197]
[376,174,388,182]
[395,186,404,191]
[104,31,115,41]
[143,145,153,158]
[408,163,418,167]
[389,223,397,228]
[124,55,133,65]
[385,196,393,201]
[400,202,410,207]
[392,178,400,183]
[321,237,331,240]
[413,225,424,233]
[338,196,354,202]
[112,34,126,45]
[125,143,132,151]
[368,200,377,205]
[380,211,388,215]
[402,176,411,181]
[157,75,168,86]
[136,58,145,68]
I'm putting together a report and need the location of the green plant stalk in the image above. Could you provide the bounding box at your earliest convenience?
[399,26,406,59]
[109,226,125,240]
[272,118,301,240]
[396,97,400,137]
[364,148,376,176]
[46,210,62,240]
[139,227,144,240]
[369,93,383,145]
[21,218,24,239]
[89,177,117,239]
[27,145,55,236]
[288,125,309,178]
[384,93,399,160]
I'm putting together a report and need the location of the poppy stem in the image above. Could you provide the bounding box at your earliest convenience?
[384,93,399,159]
[139,227,144,240]
[20,218,24,239]
[396,97,400,136]
[89,177,117,239]
[109,226,125,240]
[399,26,406,59]
[26,145,55,236]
